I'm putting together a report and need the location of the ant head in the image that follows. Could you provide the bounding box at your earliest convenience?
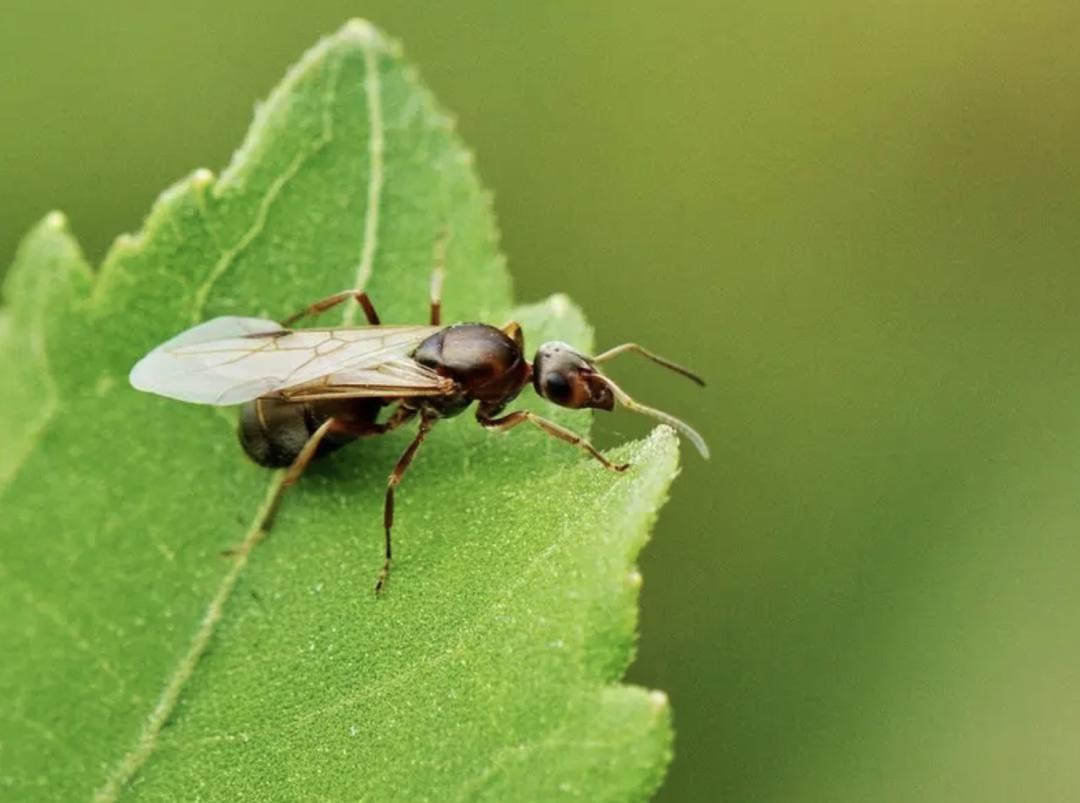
[532,342,614,411]
[532,339,711,459]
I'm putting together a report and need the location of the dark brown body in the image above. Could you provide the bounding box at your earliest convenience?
[239,396,385,467]
[135,276,703,596]
[412,323,530,417]
[238,323,530,468]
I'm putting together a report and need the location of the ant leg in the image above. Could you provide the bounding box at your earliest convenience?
[280,290,380,328]
[372,403,418,435]
[222,416,337,556]
[591,343,705,387]
[377,414,437,594]
[477,410,629,472]
[264,416,338,529]
[428,226,451,325]
[429,258,445,327]
[281,417,337,489]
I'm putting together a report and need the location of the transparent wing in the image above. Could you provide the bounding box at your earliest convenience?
[282,358,457,401]
[129,316,447,405]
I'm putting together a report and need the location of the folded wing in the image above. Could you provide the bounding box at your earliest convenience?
[129,316,448,405]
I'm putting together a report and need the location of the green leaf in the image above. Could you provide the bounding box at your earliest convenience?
[0,20,678,802]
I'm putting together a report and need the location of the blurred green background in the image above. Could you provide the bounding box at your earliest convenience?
[4,2,1080,801]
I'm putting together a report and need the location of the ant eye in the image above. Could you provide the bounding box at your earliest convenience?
[543,372,572,404]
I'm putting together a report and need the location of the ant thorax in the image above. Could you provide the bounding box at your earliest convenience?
[412,324,531,411]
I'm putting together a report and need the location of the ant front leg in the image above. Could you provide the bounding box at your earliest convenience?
[280,290,381,328]
[377,413,437,594]
[477,410,630,472]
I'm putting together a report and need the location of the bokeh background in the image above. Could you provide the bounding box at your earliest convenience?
[4,2,1080,801]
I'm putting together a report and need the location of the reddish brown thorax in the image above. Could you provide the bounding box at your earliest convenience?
[412,324,531,416]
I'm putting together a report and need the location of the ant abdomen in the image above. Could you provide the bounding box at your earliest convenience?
[238,397,381,468]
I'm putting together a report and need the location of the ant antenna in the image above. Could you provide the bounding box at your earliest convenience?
[592,343,705,387]
[597,374,710,459]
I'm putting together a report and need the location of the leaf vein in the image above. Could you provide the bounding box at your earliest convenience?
[91,473,285,803]
[0,560,126,691]
[0,231,64,496]
[188,151,309,325]
[201,474,624,746]
[342,36,384,323]
[188,52,343,325]
[8,709,82,761]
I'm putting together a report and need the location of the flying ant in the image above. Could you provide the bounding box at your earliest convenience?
[130,267,707,592]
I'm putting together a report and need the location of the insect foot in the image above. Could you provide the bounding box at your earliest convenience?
[374,560,392,596]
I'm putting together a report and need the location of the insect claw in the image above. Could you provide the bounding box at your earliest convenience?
[615,462,631,472]
[374,561,392,595]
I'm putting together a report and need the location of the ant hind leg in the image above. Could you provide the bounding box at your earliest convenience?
[428,237,448,326]
[281,290,380,328]
[222,416,338,557]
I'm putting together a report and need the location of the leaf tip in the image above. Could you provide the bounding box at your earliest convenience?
[337,18,401,56]
[191,168,215,190]
[548,293,572,318]
[636,423,682,466]
[648,688,670,714]
[116,232,138,249]
[339,18,377,43]
[5,210,90,306]
[22,210,89,267]
[43,210,69,232]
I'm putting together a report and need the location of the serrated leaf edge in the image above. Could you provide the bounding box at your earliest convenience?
[89,22,390,802]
